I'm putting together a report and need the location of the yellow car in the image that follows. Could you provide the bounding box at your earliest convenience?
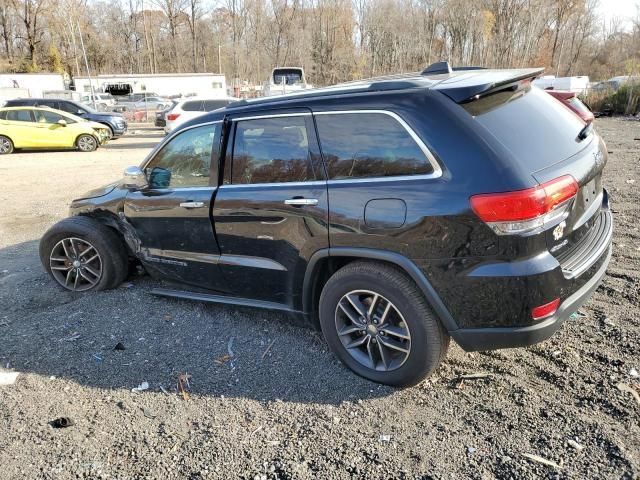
[0,106,110,154]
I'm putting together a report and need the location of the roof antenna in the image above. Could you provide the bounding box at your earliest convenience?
[421,61,453,76]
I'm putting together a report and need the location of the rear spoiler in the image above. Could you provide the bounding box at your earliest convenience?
[430,67,545,103]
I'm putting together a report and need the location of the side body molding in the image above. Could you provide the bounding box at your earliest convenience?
[302,247,459,332]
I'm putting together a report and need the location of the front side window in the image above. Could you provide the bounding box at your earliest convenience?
[7,109,33,122]
[58,102,85,115]
[231,116,314,185]
[34,110,75,124]
[145,123,218,188]
[315,112,434,180]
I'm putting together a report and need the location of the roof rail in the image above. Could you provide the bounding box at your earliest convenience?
[421,61,452,75]
[421,62,488,76]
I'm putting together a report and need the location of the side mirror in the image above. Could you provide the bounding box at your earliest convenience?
[123,166,147,189]
[57,119,67,127]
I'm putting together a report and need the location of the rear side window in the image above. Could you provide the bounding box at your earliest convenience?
[0,111,6,120]
[182,101,203,111]
[36,100,57,108]
[231,116,314,184]
[7,110,33,122]
[315,112,434,180]
[203,100,229,111]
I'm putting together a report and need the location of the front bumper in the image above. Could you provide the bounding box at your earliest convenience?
[113,121,127,137]
[451,244,611,351]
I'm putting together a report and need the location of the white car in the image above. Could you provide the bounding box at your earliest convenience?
[81,93,117,111]
[164,97,238,133]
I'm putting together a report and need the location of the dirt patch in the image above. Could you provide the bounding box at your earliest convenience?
[0,121,638,479]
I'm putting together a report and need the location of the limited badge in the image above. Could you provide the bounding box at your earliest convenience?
[553,221,566,241]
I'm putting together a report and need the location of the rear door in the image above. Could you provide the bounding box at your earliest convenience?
[211,110,329,307]
[5,109,38,147]
[124,121,228,292]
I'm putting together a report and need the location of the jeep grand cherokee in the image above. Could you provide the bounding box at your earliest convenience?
[39,63,613,386]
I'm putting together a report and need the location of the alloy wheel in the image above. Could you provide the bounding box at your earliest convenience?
[78,135,97,151]
[49,237,103,291]
[334,290,412,371]
[0,137,11,154]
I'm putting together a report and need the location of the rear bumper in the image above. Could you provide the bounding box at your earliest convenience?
[451,244,611,351]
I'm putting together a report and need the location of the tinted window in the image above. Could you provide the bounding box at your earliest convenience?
[58,101,84,114]
[462,85,586,171]
[315,113,433,179]
[231,116,314,184]
[145,124,218,188]
[36,100,57,108]
[203,100,229,111]
[34,110,74,124]
[0,111,6,120]
[182,100,203,111]
[7,110,33,122]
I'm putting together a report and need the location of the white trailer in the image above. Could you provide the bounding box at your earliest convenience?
[73,73,227,98]
[533,75,590,94]
[0,73,65,98]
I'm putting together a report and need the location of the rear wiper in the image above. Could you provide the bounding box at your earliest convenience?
[577,122,593,141]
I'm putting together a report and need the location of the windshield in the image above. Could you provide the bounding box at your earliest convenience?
[273,69,303,85]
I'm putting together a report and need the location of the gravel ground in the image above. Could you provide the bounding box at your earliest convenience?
[0,120,638,479]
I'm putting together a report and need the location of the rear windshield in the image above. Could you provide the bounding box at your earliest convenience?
[462,84,586,171]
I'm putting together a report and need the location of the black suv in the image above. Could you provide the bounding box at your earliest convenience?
[39,64,613,386]
[4,98,127,138]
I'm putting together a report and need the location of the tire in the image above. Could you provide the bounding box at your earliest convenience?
[319,261,449,387]
[39,216,129,292]
[76,134,98,152]
[0,135,14,154]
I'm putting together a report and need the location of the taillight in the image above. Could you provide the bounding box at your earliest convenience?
[532,298,560,320]
[470,175,578,235]
[167,113,180,121]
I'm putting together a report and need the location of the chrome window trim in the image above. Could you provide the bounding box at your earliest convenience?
[140,120,223,170]
[231,112,311,121]
[313,109,443,180]
[219,180,327,189]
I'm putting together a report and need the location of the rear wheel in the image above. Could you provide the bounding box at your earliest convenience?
[76,134,98,152]
[0,135,14,154]
[319,261,449,387]
[40,216,128,292]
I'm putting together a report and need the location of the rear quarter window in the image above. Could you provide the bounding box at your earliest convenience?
[182,101,203,111]
[314,112,435,180]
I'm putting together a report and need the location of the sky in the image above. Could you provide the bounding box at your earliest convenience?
[598,0,639,31]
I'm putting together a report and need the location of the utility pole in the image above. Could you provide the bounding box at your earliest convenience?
[218,44,222,74]
[77,20,97,110]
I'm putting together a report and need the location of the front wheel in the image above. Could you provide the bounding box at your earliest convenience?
[0,135,14,154]
[76,134,98,152]
[40,216,129,292]
[319,261,449,387]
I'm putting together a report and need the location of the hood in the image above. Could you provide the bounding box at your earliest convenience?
[74,182,117,201]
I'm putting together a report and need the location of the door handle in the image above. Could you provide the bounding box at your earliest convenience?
[284,198,319,206]
[179,201,205,209]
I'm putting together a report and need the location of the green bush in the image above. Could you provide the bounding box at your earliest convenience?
[582,84,640,115]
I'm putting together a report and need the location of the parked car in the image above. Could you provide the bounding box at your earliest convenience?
[155,101,179,128]
[117,96,170,112]
[0,106,109,154]
[164,97,238,133]
[545,90,594,124]
[39,63,612,386]
[81,93,117,111]
[4,98,127,138]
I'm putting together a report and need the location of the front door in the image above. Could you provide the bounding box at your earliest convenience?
[32,109,73,147]
[124,121,228,292]
[212,111,329,308]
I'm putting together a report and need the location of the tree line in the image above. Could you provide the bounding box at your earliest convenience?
[1,0,639,87]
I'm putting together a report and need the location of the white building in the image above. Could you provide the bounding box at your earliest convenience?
[0,73,66,98]
[73,73,227,98]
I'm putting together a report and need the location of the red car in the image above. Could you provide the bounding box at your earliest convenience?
[545,89,594,123]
